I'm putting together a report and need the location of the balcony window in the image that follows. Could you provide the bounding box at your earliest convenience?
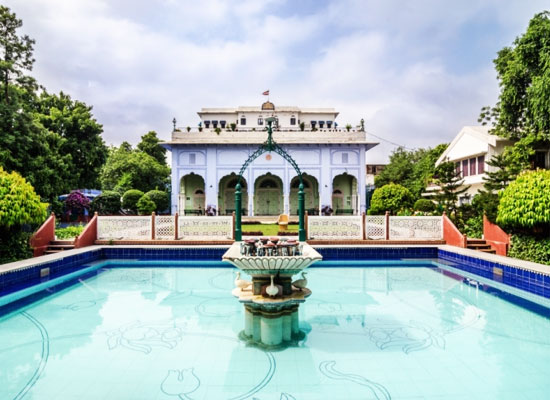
[240,117,246,125]
[220,120,226,129]
[462,160,469,177]
[290,116,296,125]
[258,117,263,125]
[204,121,210,129]
[319,121,325,129]
[212,120,218,128]
[342,153,348,163]
[477,155,485,174]
[469,157,476,176]
[327,121,333,129]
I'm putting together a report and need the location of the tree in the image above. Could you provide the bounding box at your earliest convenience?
[497,170,550,231]
[432,161,469,219]
[144,190,169,213]
[0,167,47,263]
[91,190,121,215]
[34,91,108,189]
[369,183,413,215]
[99,143,170,193]
[375,144,447,199]
[137,131,167,166]
[0,6,36,103]
[122,189,144,214]
[65,190,90,214]
[137,195,156,215]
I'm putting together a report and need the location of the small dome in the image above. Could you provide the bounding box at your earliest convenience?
[261,101,275,110]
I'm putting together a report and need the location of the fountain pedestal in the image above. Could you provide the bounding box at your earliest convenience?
[223,242,321,349]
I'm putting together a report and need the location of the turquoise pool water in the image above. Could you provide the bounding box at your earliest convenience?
[1,262,550,400]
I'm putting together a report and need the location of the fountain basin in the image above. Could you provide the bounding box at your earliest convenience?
[222,242,322,277]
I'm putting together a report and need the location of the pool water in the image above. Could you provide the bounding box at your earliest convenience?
[1,262,550,400]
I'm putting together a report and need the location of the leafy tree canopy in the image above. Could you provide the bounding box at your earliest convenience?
[0,167,47,227]
[369,183,413,215]
[432,161,469,219]
[137,131,167,166]
[100,143,170,194]
[122,189,144,213]
[144,190,169,213]
[375,144,447,199]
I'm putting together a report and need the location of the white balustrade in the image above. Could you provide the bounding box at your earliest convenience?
[97,216,152,240]
[365,215,386,239]
[178,216,233,240]
[388,216,443,240]
[155,215,176,240]
[307,216,363,240]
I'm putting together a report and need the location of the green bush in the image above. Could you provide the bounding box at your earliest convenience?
[414,199,435,212]
[369,183,413,215]
[145,190,169,213]
[0,167,47,227]
[509,234,550,265]
[0,229,32,264]
[472,191,499,223]
[91,191,121,215]
[55,224,85,239]
[122,189,144,213]
[497,170,550,229]
[137,195,156,215]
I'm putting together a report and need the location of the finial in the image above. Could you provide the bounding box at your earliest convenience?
[172,117,177,131]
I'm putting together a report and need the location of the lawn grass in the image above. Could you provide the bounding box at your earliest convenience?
[55,224,85,239]
[242,223,298,236]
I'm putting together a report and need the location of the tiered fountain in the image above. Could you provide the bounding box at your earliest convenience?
[223,238,322,349]
[222,117,322,349]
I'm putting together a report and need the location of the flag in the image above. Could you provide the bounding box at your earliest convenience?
[262,90,269,96]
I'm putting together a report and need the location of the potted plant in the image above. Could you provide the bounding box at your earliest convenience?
[230,122,237,131]
[186,126,191,132]
[345,124,352,132]
[215,127,221,135]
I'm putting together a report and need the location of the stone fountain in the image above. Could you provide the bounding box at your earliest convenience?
[222,239,322,349]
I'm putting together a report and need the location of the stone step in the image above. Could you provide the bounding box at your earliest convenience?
[51,240,75,245]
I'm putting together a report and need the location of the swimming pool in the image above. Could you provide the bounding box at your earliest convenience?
[1,258,550,399]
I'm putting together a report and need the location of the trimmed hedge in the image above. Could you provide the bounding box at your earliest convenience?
[509,234,550,265]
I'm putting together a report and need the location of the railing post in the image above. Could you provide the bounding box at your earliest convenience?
[298,183,306,242]
[305,211,309,240]
[174,212,179,240]
[232,211,236,240]
[385,211,390,240]
[362,212,366,240]
[235,183,242,241]
[151,212,156,240]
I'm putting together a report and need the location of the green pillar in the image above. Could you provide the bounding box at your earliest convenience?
[235,183,242,241]
[298,182,306,241]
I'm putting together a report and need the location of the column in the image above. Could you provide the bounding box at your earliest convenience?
[358,145,367,213]
[205,147,217,211]
[320,147,332,209]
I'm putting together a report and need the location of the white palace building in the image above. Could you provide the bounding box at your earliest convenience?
[162,101,378,216]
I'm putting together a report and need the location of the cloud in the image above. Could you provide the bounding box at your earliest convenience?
[4,0,548,163]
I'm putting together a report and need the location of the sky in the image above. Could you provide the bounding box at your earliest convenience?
[5,0,549,163]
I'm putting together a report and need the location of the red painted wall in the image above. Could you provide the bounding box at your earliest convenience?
[443,214,466,248]
[30,213,56,257]
[74,213,98,248]
[483,215,510,256]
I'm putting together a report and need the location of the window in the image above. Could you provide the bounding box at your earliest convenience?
[258,117,263,125]
[319,121,325,129]
[469,157,476,176]
[327,121,332,129]
[290,116,296,125]
[189,153,196,165]
[204,121,210,128]
[455,162,461,177]
[477,155,485,174]
[220,120,226,129]
[240,117,246,126]
[212,120,218,128]
[462,160,469,177]
[342,153,348,163]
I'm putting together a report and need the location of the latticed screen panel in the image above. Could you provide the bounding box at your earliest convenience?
[97,216,152,240]
[178,216,233,240]
[155,215,175,240]
[388,216,443,240]
[307,216,363,240]
[365,215,386,239]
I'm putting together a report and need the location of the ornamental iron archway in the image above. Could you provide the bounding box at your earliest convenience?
[235,117,306,241]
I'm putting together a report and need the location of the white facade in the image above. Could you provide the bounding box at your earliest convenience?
[435,126,513,200]
[163,103,378,216]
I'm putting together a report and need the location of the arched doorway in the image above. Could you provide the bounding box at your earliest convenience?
[218,174,248,215]
[254,173,283,216]
[290,174,319,215]
[179,173,205,215]
[332,173,358,214]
